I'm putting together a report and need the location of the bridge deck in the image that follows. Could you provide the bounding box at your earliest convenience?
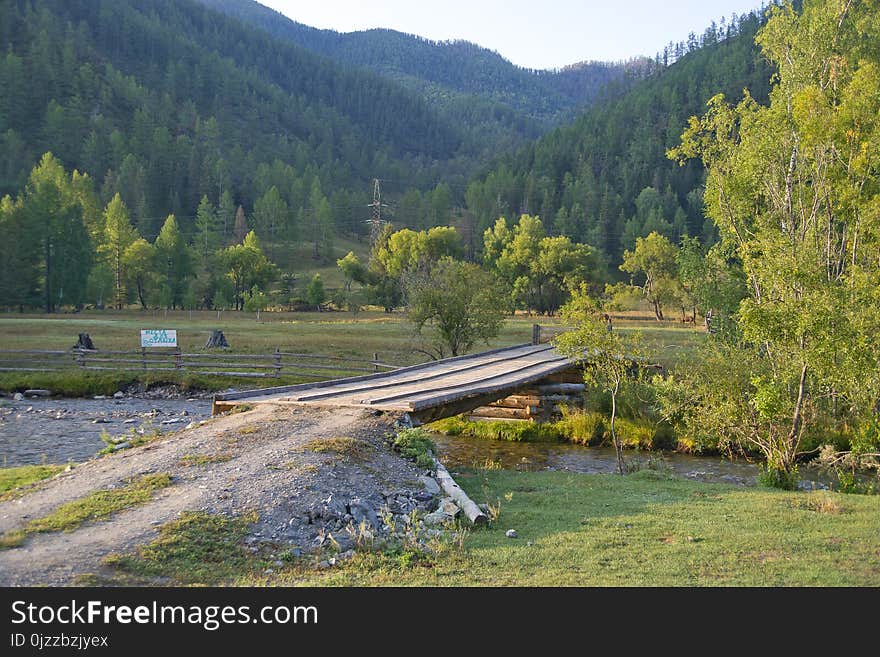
[212,343,578,420]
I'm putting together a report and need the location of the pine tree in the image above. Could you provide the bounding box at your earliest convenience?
[154,215,193,309]
[194,194,218,262]
[100,193,139,309]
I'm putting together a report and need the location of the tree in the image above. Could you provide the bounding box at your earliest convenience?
[554,285,646,475]
[0,195,35,310]
[337,251,367,293]
[122,238,157,309]
[306,273,325,311]
[525,236,606,315]
[233,205,248,244]
[100,193,138,309]
[243,285,269,320]
[619,232,680,320]
[19,153,93,312]
[252,186,287,259]
[368,225,463,312]
[220,231,277,311]
[154,214,193,309]
[217,189,236,246]
[194,195,218,262]
[676,237,747,332]
[406,257,506,358]
[666,0,880,486]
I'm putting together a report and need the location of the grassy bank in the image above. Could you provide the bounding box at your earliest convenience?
[0,464,67,499]
[99,468,880,586]
[0,473,172,549]
[433,412,680,451]
[274,469,880,586]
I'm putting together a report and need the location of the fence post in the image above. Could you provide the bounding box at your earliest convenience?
[141,347,146,371]
[273,347,281,377]
[175,347,182,370]
[373,352,378,373]
[76,349,86,369]
[532,324,541,346]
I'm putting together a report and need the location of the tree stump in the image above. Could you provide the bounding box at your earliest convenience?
[205,329,229,348]
[73,333,96,350]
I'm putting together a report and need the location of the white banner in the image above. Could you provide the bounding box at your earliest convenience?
[140,329,178,348]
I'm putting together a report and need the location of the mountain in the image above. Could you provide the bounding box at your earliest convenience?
[461,9,774,264]
[0,0,477,240]
[194,0,648,148]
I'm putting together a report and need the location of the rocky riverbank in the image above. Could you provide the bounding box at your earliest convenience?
[0,404,466,585]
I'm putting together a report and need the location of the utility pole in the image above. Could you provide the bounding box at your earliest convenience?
[366,178,389,245]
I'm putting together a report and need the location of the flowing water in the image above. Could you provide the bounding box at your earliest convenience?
[0,397,213,466]
[430,431,837,490]
[0,395,842,490]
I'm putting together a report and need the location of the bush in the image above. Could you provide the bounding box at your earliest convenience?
[758,463,799,491]
[612,418,656,450]
[834,470,878,496]
[556,410,605,445]
[391,429,436,469]
[430,417,562,442]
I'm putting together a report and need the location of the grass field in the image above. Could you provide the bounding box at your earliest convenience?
[274,469,880,586]
[0,307,708,394]
[104,468,880,586]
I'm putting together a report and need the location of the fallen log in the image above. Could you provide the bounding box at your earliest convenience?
[433,459,488,526]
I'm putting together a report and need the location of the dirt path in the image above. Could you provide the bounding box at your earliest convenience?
[0,405,429,586]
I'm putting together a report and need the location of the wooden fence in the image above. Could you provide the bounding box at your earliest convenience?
[0,348,399,379]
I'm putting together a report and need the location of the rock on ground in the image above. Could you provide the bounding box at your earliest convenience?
[0,404,437,586]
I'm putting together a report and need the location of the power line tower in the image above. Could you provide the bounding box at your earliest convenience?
[365,178,389,245]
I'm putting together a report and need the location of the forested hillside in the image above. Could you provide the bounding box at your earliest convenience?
[462,10,774,264]
[196,0,644,124]
[0,0,780,315]
[0,0,475,243]
[194,0,657,161]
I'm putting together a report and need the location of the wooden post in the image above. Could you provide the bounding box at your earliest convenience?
[273,348,281,377]
[175,347,182,370]
[141,347,146,371]
[532,324,541,345]
[373,352,378,373]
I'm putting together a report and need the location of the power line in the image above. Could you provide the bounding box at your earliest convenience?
[365,178,390,245]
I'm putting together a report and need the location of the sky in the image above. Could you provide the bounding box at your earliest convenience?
[258,0,767,70]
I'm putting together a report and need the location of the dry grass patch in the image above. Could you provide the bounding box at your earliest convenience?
[179,453,233,467]
[300,436,374,461]
[796,492,845,514]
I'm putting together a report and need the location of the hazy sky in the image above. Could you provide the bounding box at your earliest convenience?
[258,0,766,70]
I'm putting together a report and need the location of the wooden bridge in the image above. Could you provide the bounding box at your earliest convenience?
[211,343,583,424]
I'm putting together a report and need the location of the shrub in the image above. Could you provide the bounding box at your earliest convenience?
[391,429,436,469]
[556,410,605,446]
[430,417,562,442]
[758,463,799,491]
[612,418,656,450]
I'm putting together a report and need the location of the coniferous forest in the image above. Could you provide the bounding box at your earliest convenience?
[0,0,776,314]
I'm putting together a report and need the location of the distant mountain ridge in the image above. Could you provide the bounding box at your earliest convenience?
[194,0,649,132]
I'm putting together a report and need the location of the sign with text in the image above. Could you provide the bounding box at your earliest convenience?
[140,329,178,348]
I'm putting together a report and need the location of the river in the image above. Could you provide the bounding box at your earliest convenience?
[0,396,213,466]
[430,432,836,490]
[0,396,835,490]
